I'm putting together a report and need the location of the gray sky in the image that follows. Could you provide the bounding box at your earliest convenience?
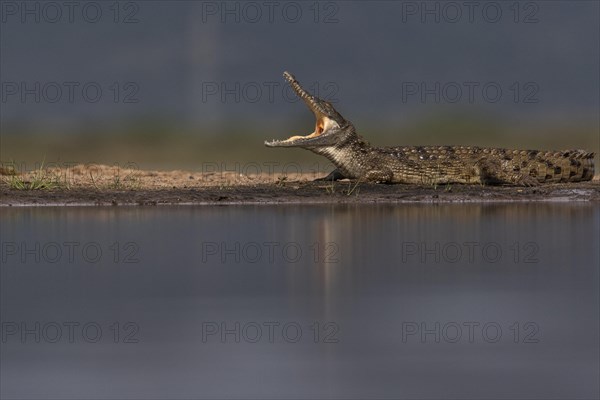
[1,1,599,133]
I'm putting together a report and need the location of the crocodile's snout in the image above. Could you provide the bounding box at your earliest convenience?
[265,71,348,148]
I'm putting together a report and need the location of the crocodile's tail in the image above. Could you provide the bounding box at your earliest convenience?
[476,148,595,185]
[507,150,594,184]
[527,149,595,183]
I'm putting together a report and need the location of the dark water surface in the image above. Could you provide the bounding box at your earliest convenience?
[1,205,598,399]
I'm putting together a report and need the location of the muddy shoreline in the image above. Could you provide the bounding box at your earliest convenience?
[0,164,597,206]
[2,181,599,206]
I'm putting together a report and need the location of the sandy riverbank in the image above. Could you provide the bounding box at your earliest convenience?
[1,164,599,206]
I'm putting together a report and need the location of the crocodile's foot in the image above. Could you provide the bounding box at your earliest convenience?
[481,171,541,187]
[364,169,394,183]
[511,174,541,187]
[313,169,347,182]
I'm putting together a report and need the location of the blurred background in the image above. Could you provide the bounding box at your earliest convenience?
[1,1,598,170]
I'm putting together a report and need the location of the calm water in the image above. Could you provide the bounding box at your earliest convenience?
[1,204,599,399]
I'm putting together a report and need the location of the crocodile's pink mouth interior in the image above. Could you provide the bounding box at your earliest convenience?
[281,116,325,143]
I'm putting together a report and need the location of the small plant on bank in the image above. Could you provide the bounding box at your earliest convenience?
[276,176,288,187]
[324,179,336,195]
[4,160,64,190]
[345,178,362,196]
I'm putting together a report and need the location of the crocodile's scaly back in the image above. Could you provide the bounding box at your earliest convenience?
[265,72,596,186]
[364,145,595,185]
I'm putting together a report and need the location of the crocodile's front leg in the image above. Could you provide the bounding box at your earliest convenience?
[313,168,347,182]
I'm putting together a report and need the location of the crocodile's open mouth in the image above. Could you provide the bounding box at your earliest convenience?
[264,71,339,148]
[265,114,333,147]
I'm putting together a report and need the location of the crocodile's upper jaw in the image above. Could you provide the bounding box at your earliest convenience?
[265,71,347,149]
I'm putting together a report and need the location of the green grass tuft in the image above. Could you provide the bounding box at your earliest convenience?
[4,160,65,191]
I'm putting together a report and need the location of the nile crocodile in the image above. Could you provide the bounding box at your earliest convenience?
[265,72,595,185]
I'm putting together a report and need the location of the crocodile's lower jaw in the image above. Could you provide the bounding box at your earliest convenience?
[264,132,318,147]
[264,138,307,147]
[264,139,287,147]
[264,132,330,148]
